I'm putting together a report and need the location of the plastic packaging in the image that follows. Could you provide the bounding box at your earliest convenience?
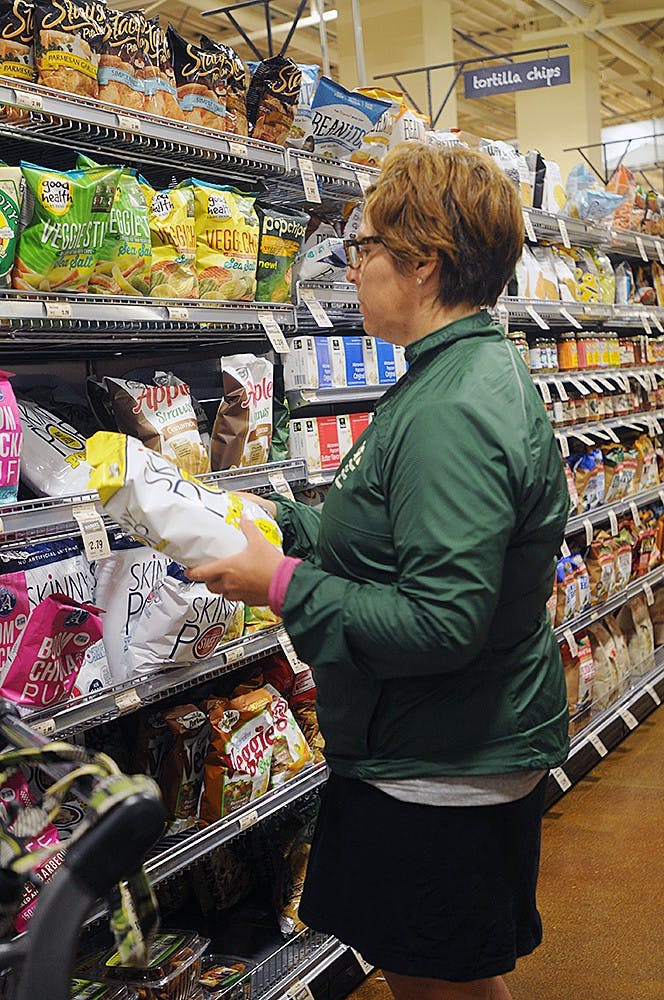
[99,931,209,1000]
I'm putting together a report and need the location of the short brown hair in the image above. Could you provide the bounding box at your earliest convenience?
[364,143,524,308]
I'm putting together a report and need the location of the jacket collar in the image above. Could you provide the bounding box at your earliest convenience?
[404,309,503,366]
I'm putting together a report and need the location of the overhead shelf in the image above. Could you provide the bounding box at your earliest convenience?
[521,207,664,265]
[555,406,664,444]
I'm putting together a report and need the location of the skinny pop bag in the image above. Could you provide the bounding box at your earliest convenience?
[17,398,91,497]
[0,371,21,505]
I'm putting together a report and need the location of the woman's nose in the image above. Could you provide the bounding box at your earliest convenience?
[346,264,358,284]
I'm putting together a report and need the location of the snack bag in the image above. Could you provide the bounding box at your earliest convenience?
[606,164,636,231]
[286,63,319,149]
[77,155,151,296]
[96,375,210,475]
[585,531,616,605]
[391,105,428,148]
[649,585,664,646]
[561,634,593,736]
[13,162,121,293]
[246,54,301,145]
[86,431,282,566]
[17,398,91,497]
[634,264,656,306]
[554,557,576,626]
[530,246,559,300]
[186,180,259,301]
[603,614,631,690]
[0,371,21,505]
[617,593,654,674]
[615,261,634,304]
[160,704,210,828]
[34,0,104,98]
[0,0,36,122]
[564,462,579,514]
[263,683,313,788]
[570,553,591,614]
[140,180,198,298]
[586,622,619,709]
[168,25,228,131]
[0,164,23,287]
[140,15,183,120]
[569,449,604,513]
[541,159,566,214]
[350,88,403,167]
[568,246,601,303]
[551,245,578,302]
[97,7,143,110]
[564,162,626,222]
[154,370,210,450]
[12,817,65,933]
[255,203,307,303]
[200,35,247,135]
[653,261,664,307]
[211,354,273,469]
[310,76,391,160]
[296,236,347,281]
[591,249,616,305]
[613,526,633,590]
[601,444,624,503]
[635,434,658,490]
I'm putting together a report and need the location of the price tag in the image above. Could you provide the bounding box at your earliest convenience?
[587,731,608,757]
[166,306,189,321]
[278,631,310,674]
[354,170,372,195]
[652,314,664,334]
[72,504,111,561]
[115,688,141,714]
[617,375,630,391]
[584,378,603,393]
[238,808,259,831]
[299,288,333,328]
[570,378,590,396]
[554,380,569,401]
[560,306,582,329]
[563,628,578,658]
[556,433,570,458]
[643,581,654,606]
[45,301,72,319]
[538,380,551,403]
[0,516,3,533]
[258,311,290,353]
[640,312,652,335]
[32,718,56,737]
[583,518,593,546]
[635,235,648,261]
[574,432,596,446]
[298,157,322,204]
[268,470,294,500]
[605,426,620,443]
[617,706,638,730]
[225,645,246,664]
[608,510,619,536]
[597,377,616,392]
[557,217,571,249]
[14,89,42,111]
[116,113,141,133]
[283,980,314,1000]
[644,683,661,706]
[551,767,572,792]
[560,540,571,558]
[352,949,374,975]
[657,240,664,266]
[496,302,509,335]
[629,501,641,527]
[522,209,537,243]
[526,304,549,329]
[227,139,248,157]
[659,489,664,506]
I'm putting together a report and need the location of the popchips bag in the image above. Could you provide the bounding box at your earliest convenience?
[187,179,259,301]
[140,180,197,298]
[311,77,391,160]
[255,203,307,303]
[13,162,121,293]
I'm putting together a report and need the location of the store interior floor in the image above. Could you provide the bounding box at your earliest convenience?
[349,708,664,1000]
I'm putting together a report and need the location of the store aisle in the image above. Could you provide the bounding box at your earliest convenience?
[349,710,664,1000]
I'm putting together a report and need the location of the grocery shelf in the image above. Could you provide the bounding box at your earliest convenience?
[533,366,662,394]
[295,281,363,331]
[267,149,377,209]
[287,384,386,410]
[554,563,664,640]
[566,483,664,537]
[556,406,664,445]
[523,207,609,247]
[608,227,664,264]
[307,469,338,486]
[199,459,308,496]
[499,296,664,329]
[296,281,359,307]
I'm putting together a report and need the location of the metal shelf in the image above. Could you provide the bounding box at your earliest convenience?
[555,406,664,444]
[287,385,386,410]
[296,281,359,307]
[608,227,664,264]
[533,366,662,394]
[307,470,338,486]
[554,563,664,640]
[566,483,664,537]
[524,207,608,247]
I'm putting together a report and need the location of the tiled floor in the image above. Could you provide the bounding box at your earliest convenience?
[350,709,664,1000]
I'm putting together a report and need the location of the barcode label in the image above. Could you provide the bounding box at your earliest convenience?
[298,157,322,204]
[115,688,141,714]
[587,731,608,757]
[300,288,333,328]
[618,706,638,730]
[45,301,72,319]
[116,113,141,133]
[72,504,111,561]
[258,312,290,353]
[551,767,572,792]
[526,304,549,329]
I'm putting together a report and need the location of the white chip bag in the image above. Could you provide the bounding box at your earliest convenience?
[311,76,390,160]
[17,399,92,497]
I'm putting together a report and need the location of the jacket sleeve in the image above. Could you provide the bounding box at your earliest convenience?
[281,402,519,680]
[272,496,322,559]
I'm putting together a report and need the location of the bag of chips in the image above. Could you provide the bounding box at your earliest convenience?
[606,164,637,231]
[13,162,121,293]
[603,614,631,689]
[586,621,619,709]
[140,180,198,298]
[185,179,259,301]
[564,162,627,222]
[0,164,23,288]
[554,557,576,626]
[0,371,21,506]
[616,593,654,674]
[140,15,183,121]
[591,249,616,305]
[211,354,273,469]
[561,634,593,736]
[569,449,604,513]
[255,203,307,303]
[585,531,616,605]
[159,704,210,829]
[154,370,211,450]
[200,35,248,135]
[570,553,591,614]
[17,398,91,496]
[0,0,35,123]
[310,76,391,160]
[34,0,104,98]
[350,87,403,167]
[168,25,228,131]
[286,63,319,149]
[551,245,578,302]
[246,54,301,145]
[97,7,143,110]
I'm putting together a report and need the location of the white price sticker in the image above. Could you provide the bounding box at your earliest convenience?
[166,306,189,321]
[526,304,549,329]
[570,378,590,396]
[556,433,570,458]
[298,157,322,204]
[557,217,571,249]
[354,170,372,195]
[352,950,374,975]
[575,432,596,446]
[643,581,654,606]
[551,767,572,792]
[554,380,569,401]
[538,380,551,403]
[618,706,638,730]
[115,688,141,714]
[563,628,578,658]
[587,731,608,757]
[238,808,259,831]
[635,235,648,261]
[584,378,602,393]
[657,240,664,266]
[258,311,290,353]
[116,113,141,133]
[45,301,72,319]
[283,979,314,1000]
[225,645,246,664]
[496,303,509,335]
[227,139,248,157]
[522,209,537,243]
[605,426,620,443]
[268,470,295,500]
[652,314,664,334]
[559,307,582,329]
[583,518,594,546]
[72,504,111,561]
[608,510,619,536]
[299,288,333,328]
[633,372,649,390]
[617,375,630,391]
[32,718,56,737]
[14,89,42,111]
[560,540,571,558]
[644,683,661,706]
[629,501,641,527]
[278,632,311,674]
[640,312,652,335]
[0,516,4,534]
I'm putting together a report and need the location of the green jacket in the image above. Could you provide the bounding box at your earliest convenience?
[276,311,570,781]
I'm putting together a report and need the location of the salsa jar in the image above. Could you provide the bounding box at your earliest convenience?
[557,332,578,371]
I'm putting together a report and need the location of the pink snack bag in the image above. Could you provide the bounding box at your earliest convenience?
[0,371,21,506]
[0,594,104,708]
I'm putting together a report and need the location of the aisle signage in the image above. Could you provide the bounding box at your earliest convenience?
[464,55,570,99]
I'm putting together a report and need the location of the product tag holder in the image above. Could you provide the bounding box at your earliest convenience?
[563,628,578,658]
[13,89,43,111]
[657,241,664,266]
[570,378,590,396]
[238,808,259,831]
[227,139,248,157]
[553,380,568,401]
[115,689,141,714]
[557,217,571,249]
[72,503,111,561]
[635,236,648,262]
[583,518,593,546]
[522,210,537,243]
[299,288,334,328]
[608,510,619,536]
[258,312,290,353]
[526,304,549,329]
[644,683,661,706]
[298,157,322,204]
[555,433,570,458]
[537,381,551,403]
[225,645,246,664]
[166,306,189,322]
[560,307,582,329]
[629,501,641,527]
[587,731,608,757]
[640,312,652,335]
[45,301,72,320]
[617,705,638,730]
[560,539,571,558]
[116,113,141,133]
[643,581,654,606]
[268,470,295,500]
[354,170,372,195]
[551,767,572,792]
[278,631,311,674]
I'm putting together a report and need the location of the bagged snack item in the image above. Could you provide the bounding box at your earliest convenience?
[132,710,172,783]
[246,54,301,145]
[255,202,307,303]
[296,236,346,282]
[585,530,616,605]
[586,622,619,709]
[97,7,143,110]
[311,76,391,160]
[617,593,654,674]
[554,557,576,626]
[211,354,273,469]
[564,463,579,514]
[653,260,664,307]
[635,434,659,490]
[592,249,616,305]
[127,562,244,673]
[186,179,259,301]
[200,35,247,135]
[551,245,578,302]
[622,445,639,497]
[603,614,631,689]
[526,149,545,209]
[569,449,604,513]
[287,63,319,148]
[541,159,566,214]
[0,594,103,707]
[0,0,35,122]
[244,603,280,632]
[154,370,210,450]
[570,553,591,614]
[34,0,103,98]
[606,164,637,231]
[14,821,65,933]
[199,955,256,995]
[564,162,626,222]
[70,635,112,697]
[615,261,634,304]
[601,444,624,503]
[270,797,319,938]
[0,371,21,505]
[160,706,210,828]
[191,841,254,914]
[561,634,593,736]
[633,513,658,578]
[350,88,403,167]
[0,164,22,287]
[17,398,91,496]
[77,155,151,296]
[263,683,313,788]
[391,105,428,148]
[86,431,282,566]
[97,375,210,475]
[613,527,633,590]
[634,263,656,306]
[140,15,183,121]
[568,246,601,303]
[530,246,559,300]
[649,585,664,645]
[140,180,197,298]
[13,162,120,293]
[168,25,227,130]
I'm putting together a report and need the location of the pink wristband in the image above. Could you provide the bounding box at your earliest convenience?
[268,557,302,616]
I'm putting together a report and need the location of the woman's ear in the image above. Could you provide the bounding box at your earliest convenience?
[413,255,439,285]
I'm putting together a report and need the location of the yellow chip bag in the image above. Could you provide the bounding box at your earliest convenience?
[184,179,259,301]
[140,179,197,299]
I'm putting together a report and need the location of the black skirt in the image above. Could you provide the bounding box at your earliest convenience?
[299,772,548,983]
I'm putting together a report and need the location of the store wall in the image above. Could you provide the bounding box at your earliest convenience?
[335,0,457,129]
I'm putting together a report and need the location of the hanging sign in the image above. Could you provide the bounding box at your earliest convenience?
[464,55,571,99]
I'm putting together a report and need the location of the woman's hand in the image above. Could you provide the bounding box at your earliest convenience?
[186,517,284,606]
[232,490,277,520]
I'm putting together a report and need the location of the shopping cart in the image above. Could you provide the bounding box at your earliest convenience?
[0,697,166,1000]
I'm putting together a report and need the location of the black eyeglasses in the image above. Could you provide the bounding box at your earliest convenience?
[342,236,385,269]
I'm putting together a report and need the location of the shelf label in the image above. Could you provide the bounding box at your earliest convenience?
[13,89,42,111]
[116,113,142,133]
[608,510,619,536]
[45,301,72,320]
[553,380,568,401]
[537,380,551,403]
[522,209,537,243]
[166,306,189,321]
[115,688,141,714]
[632,372,649,390]
[657,241,664,266]
[563,628,578,658]
[278,631,311,674]
[351,950,374,975]
[587,731,608,757]
[31,717,56,737]
[644,683,661,706]
[299,288,333,328]
[574,432,595,446]
[616,374,630,391]
[560,539,571,558]
[583,518,593,546]
[227,139,248,157]
[496,302,509,335]
[642,581,654,606]
[283,979,315,1000]
[652,314,664,334]
[570,378,590,396]
[557,217,571,249]
[551,767,572,792]
[584,377,602,393]
[258,311,290,353]
[617,706,638,730]
[72,503,111,561]
[238,808,259,831]
[526,303,549,329]
[560,306,582,329]
[556,433,570,458]
[629,501,641,527]
[640,312,652,335]
[298,157,322,204]
[354,170,372,195]
[635,235,648,261]
[268,470,295,500]
[605,426,620,443]
[225,645,246,664]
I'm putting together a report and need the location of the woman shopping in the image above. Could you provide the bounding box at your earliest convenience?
[189,143,570,1000]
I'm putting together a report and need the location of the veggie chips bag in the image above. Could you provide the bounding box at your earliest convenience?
[0,0,36,123]
[186,179,259,301]
[255,203,307,303]
[140,180,197,298]
[13,162,121,293]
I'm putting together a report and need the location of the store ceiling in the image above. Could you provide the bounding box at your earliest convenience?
[115,0,664,142]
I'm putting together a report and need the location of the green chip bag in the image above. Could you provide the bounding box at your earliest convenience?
[255,202,307,303]
[77,154,151,296]
[0,164,23,289]
[13,162,121,293]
